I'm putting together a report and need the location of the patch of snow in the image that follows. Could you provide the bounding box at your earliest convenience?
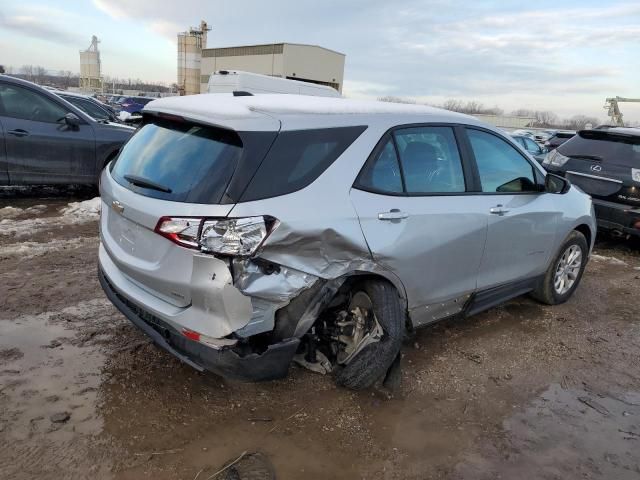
[117,111,131,121]
[0,205,47,220]
[0,197,101,238]
[60,197,101,220]
[145,93,474,121]
[591,254,627,266]
[0,237,98,259]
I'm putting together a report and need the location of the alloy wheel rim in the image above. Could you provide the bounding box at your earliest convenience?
[553,244,582,295]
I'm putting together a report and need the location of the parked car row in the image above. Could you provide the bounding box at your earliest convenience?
[0,75,134,185]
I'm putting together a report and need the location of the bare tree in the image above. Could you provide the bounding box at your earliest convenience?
[20,65,34,81]
[378,96,416,104]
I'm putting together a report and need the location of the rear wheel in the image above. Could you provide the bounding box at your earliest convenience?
[531,230,588,305]
[334,280,404,390]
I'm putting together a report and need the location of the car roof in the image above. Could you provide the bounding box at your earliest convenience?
[592,126,640,137]
[144,93,480,131]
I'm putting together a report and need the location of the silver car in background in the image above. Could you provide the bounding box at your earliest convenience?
[98,94,596,389]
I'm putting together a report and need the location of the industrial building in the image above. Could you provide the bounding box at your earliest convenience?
[79,36,102,91]
[199,43,345,94]
[177,21,210,96]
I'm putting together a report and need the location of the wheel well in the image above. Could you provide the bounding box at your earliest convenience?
[574,224,592,249]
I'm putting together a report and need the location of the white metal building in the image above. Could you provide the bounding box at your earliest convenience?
[199,43,345,94]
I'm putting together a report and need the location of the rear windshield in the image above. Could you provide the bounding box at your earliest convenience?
[559,130,640,167]
[111,121,365,204]
[112,119,245,203]
[239,126,366,202]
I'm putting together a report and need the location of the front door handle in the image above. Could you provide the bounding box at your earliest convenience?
[7,129,29,137]
[378,209,409,221]
[489,204,510,215]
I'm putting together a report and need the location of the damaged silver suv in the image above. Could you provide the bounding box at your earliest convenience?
[99,94,596,389]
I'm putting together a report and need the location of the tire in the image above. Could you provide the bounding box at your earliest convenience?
[335,280,404,390]
[531,230,588,305]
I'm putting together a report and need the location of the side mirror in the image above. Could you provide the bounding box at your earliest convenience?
[63,112,82,129]
[545,173,570,194]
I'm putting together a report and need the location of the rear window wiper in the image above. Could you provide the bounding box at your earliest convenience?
[567,154,603,161]
[123,174,172,193]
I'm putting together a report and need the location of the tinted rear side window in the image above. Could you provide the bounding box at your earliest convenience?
[559,131,640,167]
[240,126,366,201]
[112,120,244,203]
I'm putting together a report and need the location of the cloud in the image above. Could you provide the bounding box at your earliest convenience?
[0,12,83,46]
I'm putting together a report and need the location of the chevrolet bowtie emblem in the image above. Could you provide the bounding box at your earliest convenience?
[111,200,125,214]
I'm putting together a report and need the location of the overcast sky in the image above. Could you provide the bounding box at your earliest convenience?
[1,0,639,121]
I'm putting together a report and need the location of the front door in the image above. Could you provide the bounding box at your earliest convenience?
[350,126,488,326]
[0,82,95,184]
[464,128,559,290]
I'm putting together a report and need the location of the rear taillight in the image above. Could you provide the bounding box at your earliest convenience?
[154,217,201,248]
[154,216,277,256]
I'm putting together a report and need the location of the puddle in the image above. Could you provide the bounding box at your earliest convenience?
[0,299,120,480]
[455,383,640,479]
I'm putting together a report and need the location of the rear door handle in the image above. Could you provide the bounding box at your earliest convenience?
[378,209,409,221]
[8,129,29,137]
[489,204,510,215]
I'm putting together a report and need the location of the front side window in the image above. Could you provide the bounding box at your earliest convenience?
[523,137,542,154]
[0,84,67,123]
[394,126,465,193]
[64,97,109,121]
[467,128,538,193]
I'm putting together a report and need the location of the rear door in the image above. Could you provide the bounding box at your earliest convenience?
[0,82,96,184]
[464,128,559,289]
[350,125,488,326]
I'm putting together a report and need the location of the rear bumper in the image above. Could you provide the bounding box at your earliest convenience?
[99,266,299,381]
[592,198,640,237]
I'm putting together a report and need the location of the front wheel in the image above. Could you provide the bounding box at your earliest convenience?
[334,280,404,390]
[531,230,588,305]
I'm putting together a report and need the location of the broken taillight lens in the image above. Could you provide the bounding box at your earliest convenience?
[154,216,276,256]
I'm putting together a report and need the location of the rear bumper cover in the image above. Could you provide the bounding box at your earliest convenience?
[99,267,299,381]
[592,198,640,237]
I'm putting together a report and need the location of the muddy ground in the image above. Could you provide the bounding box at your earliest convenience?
[1,187,639,480]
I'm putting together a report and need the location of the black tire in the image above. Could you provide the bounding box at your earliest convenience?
[531,230,588,305]
[335,280,404,390]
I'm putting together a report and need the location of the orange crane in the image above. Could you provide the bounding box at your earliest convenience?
[604,96,640,126]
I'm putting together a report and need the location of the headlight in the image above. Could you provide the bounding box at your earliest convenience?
[200,217,272,256]
[632,168,640,183]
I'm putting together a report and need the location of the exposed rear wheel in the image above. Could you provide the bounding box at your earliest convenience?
[531,230,588,305]
[334,280,404,390]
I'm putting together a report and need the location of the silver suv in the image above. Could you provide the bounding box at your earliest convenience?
[99,94,596,389]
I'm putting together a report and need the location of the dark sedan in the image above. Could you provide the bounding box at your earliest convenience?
[0,75,135,186]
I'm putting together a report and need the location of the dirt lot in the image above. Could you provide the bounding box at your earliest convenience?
[1,188,639,480]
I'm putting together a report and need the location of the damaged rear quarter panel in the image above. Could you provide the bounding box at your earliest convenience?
[228,119,409,336]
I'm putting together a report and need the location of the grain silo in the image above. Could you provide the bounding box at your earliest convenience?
[177,21,210,96]
[79,35,102,91]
